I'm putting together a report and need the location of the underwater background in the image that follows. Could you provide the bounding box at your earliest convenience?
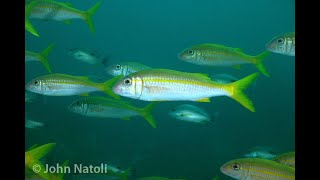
[25,0,295,179]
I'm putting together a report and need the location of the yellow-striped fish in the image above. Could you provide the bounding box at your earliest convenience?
[25,74,121,99]
[266,32,295,56]
[25,0,102,37]
[273,152,295,168]
[112,69,258,112]
[178,43,271,77]
[25,43,54,73]
[220,158,295,180]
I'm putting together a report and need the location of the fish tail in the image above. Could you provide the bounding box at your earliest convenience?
[25,143,56,180]
[139,102,158,128]
[84,0,103,32]
[228,72,259,112]
[38,43,55,73]
[56,160,69,180]
[25,18,40,37]
[254,51,271,77]
[102,75,123,99]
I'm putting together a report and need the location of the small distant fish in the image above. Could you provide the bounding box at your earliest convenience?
[25,91,38,103]
[25,43,54,73]
[68,48,108,65]
[25,118,44,129]
[178,43,271,77]
[137,177,186,180]
[25,74,122,99]
[112,69,259,112]
[105,62,152,76]
[220,158,295,180]
[244,146,278,159]
[169,104,212,124]
[68,96,157,128]
[273,151,295,168]
[25,0,102,37]
[266,32,295,56]
[211,74,239,84]
[105,165,132,179]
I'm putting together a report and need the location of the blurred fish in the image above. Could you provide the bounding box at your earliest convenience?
[25,43,54,73]
[25,0,102,37]
[211,74,239,84]
[243,146,278,159]
[105,62,152,76]
[178,43,270,77]
[137,177,186,180]
[112,69,259,112]
[266,32,295,56]
[25,90,39,103]
[68,96,157,128]
[25,118,44,129]
[220,158,295,179]
[68,48,108,65]
[25,74,122,99]
[169,104,213,124]
[273,152,295,168]
[25,143,56,180]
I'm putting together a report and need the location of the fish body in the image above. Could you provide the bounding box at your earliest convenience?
[68,96,157,128]
[25,119,44,129]
[68,48,107,65]
[113,69,258,112]
[169,104,211,124]
[178,43,270,76]
[25,74,121,99]
[273,152,295,168]
[266,32,295,56]
[244,150,277,160]
[220,158,295,180]
[106,62,152,76]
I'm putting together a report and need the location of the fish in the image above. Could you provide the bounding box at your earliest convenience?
[25,74,122,99]
[25,0,102,37]
[243,146,278,159]
[112,69,259,112]
[25,118,44,129]
[178,43,271,77]
[211,74,239,84]
[105,62,152,76]
[137,177,187,180]
[68,96,157,128]
[169,104,212,124]
[25,143,56,180]
[25,43,54,73]
[266,32,295,56]
[68,48,108,65]
[273,152,295,168]
[220,158,295,180]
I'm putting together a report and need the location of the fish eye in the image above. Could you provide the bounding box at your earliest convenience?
[232,163,240,171]
[277,38,285,44]
[34,80,39,85]
[123,78,132,85]
[115,64,121,70]
[188,50,194,55]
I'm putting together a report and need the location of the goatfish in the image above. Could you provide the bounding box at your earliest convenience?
[169,104,212,124]
[112,69,259,112]
[220,158,295,180]
[273,152,295,168]
[25,74,122,99]
[25,0,102,37]
[106,62,152,76]
[25,143,56,180]
[25,43,54,73]
[266,32,295,56]
[68,96,157,128]
[68,48,108,65]
[178,43,271,77]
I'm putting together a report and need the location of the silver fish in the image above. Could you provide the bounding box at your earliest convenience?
[105,62,152,76]
[169,104,212,124]
[68,48,108,65]
[266,32,295,56]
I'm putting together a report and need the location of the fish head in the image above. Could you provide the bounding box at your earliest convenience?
[112,75,143,99]
[68,98,89,115]
[178,46,203,63]
[220,159,247,179]
[266,36,287,54]
[169,108,191,120]
[25,77,50,94]
[106,63,124,76]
